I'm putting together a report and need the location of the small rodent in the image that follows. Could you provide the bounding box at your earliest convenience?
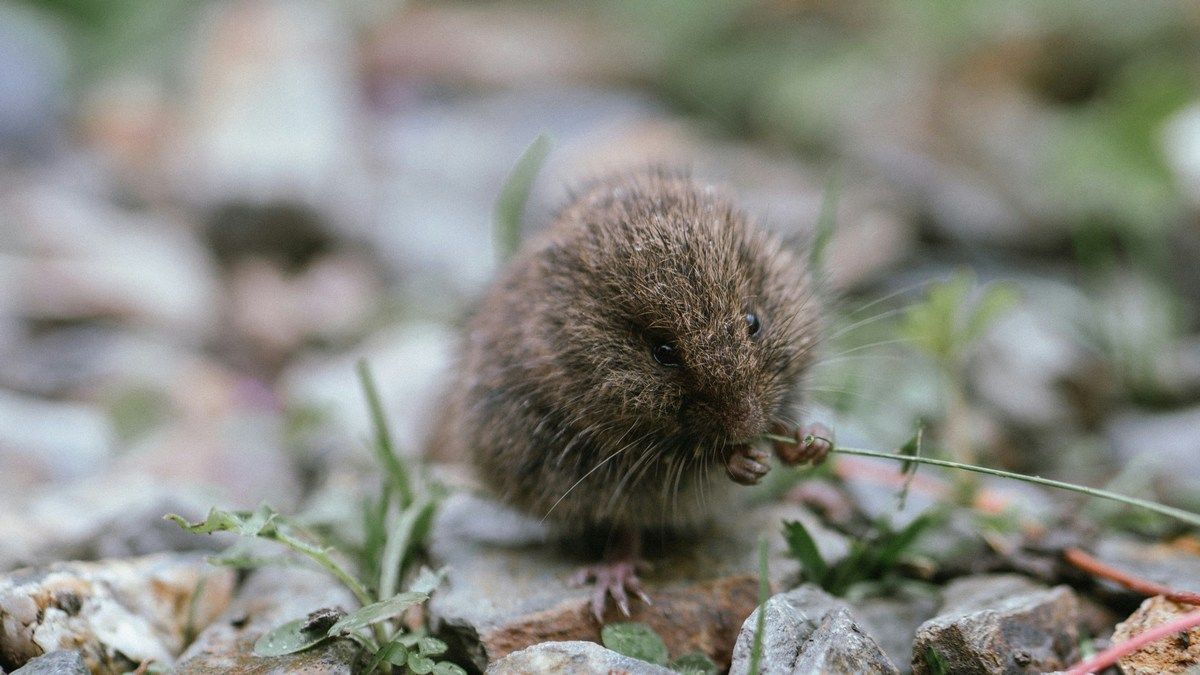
[427,168,830,617]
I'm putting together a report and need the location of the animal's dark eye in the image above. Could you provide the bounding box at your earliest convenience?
[745,313,762,338]
[652,343,682,367]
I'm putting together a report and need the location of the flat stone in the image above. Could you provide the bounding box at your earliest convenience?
[428,492,846,671]
[911,574,1080,674]
[729,585,897,675]
[0,554,235,674]
[1093,538,1200,597]
[10,650,87,675]
[1111,596,1200,675]
[487,640,673,675]
[174,566,360,675]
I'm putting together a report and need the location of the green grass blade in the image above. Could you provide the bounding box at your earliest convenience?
[494,133,552,262]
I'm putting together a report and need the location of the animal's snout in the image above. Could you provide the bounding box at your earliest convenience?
[719,396,767,443]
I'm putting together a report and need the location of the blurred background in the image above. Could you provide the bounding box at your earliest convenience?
[2,0,1200,568]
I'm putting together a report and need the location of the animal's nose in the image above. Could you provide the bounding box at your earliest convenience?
[721,396,766,443]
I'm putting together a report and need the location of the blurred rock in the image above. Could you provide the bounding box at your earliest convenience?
[911,574,1080,674]
[1108,407,1200,493]
[281,322,454,461]
[487,640,672,675]
[10,650,87,675]
[0,4,66,159]
[974,284,1098,431]
[428,492,844,671]
[175,566,359,675]
[729,584,898,675]
[0,389,112,488]
[1111,596,1200,675]
[1092,537,1200,597]
[175,0,368,234]
[3,184,219,337]
[0,554,234,674]
[0,474,229,572]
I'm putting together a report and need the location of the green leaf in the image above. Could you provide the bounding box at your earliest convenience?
[748,535,770,675]
[782,520,828,584]
[433,662,468,675]
[364,639,408,673]
[327,591,429,636]
[875,514,934,574]
[252,618,334,657]
[357,360,412,507]
[494,133,553,262]
[670,651,719,674]
[165,504,277,537]
[408,651,435,674]
[379,498,440,600]
[925,645,951,675]
[418,636,448,656]
[600,623,670,666]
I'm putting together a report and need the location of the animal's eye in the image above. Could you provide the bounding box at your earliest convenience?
[652,343,682,367]
[745,313,762,338]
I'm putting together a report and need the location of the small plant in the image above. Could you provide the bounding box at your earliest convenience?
[783,514,937,597]
[166,361,462,674]
[494,133,552,262]
[600,623,718,674]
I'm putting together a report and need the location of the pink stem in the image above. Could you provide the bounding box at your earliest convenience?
[1066,607,1200,674]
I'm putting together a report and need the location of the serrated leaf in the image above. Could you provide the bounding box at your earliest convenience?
[783,520,828,584]
[166,504,277,537]
[327,591,428,635]
[601,622,669,665]
[433,662,467,675]
[408,651,435,674]
[670,651,719,674]
[418,636,447,656]
[252,617,333,657]
[875,514,934,573]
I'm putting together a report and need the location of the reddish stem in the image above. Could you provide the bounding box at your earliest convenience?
[1065,548,1200,606]
[1065,608,1200,674]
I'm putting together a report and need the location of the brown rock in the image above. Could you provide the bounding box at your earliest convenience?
[429,493,845,670]
[1112,596,1200,675]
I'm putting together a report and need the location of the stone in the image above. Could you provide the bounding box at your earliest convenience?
[428,492,846,671]
[1111,596,1200,675]
[486,640,673,675]
[1092,537,1200,599]
[0,554,234,673]
[911,574,1080,674]
[10,650,87,675]
[1109,407,1200,493]
[852,591,941,673]
[728,585,897,675]
[174,566,360,675]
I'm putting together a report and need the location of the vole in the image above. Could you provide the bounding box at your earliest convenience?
[427,168,831,618]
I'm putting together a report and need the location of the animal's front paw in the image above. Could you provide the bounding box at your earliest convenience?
[725,444,771,485]
[772,422,834,466]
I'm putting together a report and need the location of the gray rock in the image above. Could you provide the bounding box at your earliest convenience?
[487,641,673,675]
[852,591,941,674]
[0,554,234,673]
[1093,537,1200,597]
[729,585,898,675]
[1109,406,1200,492]
[10,651,87,675]
[911,574,1080,674]
[174,566,360,674]
[0,4,66,158]
[429,492,846,671]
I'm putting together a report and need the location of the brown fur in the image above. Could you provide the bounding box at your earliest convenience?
[427,169,820,533]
